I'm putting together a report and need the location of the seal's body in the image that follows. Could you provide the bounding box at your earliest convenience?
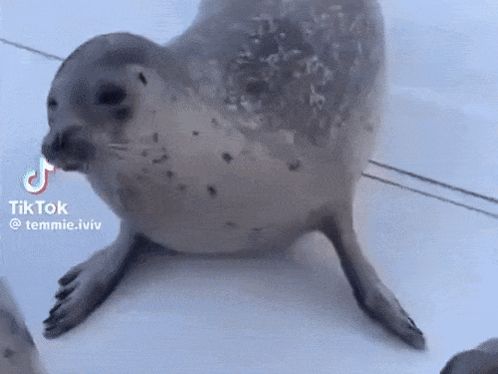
[42,0,425,349]
[85,0,384,255]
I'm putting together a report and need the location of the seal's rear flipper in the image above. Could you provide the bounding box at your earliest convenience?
[0,278,46,374]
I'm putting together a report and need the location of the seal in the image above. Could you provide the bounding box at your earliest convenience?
[441,339,498,373]
[0,280,44,374]
[41,0,425,349]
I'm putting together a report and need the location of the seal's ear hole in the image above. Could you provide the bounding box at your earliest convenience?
[138,72,147,85]
[96,84,127,106]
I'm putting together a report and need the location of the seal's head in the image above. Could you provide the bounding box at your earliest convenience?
[41,32,190,173]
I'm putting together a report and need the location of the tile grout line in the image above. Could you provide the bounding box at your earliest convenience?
[369,160,498,205]
[363,173,498,220]
[0,37,64,61]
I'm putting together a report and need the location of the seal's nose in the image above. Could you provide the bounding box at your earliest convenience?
[41,131,59,162]
[41,125,94,166]
[42,126,78,161]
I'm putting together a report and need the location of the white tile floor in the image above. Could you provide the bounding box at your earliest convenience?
[1,1,497,373]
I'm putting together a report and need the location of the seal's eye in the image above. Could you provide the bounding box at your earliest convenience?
[48,97,58,109]
[138,72,147,85]
[96,85,127,106]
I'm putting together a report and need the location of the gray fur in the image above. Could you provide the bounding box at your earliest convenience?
[442,339,498,374]
[170,0,384,146]
[0,280,44,374]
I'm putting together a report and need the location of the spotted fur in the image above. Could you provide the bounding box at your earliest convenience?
[171,0,384,146]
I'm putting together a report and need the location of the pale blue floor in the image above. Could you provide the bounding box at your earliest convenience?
[1,1,497,373]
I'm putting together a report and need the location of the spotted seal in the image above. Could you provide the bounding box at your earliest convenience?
[442,339,498,373]
[0,280,44,374]
[41,0,425,349]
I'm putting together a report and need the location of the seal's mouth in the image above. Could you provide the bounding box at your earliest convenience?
[44,152,93,173]
[59,160,90,172]
[41,133,95,173]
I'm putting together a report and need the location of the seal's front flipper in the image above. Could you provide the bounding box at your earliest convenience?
[43,223,145,339]
[317,205,426,350]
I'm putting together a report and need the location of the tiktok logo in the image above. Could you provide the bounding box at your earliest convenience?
[22,157,56,195]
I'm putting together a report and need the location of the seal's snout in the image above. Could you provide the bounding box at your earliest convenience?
[42,125,95,172]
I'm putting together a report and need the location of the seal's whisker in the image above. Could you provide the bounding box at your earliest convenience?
[108,145,129,151]
[107,143,129,146]
[107,143,159,151]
